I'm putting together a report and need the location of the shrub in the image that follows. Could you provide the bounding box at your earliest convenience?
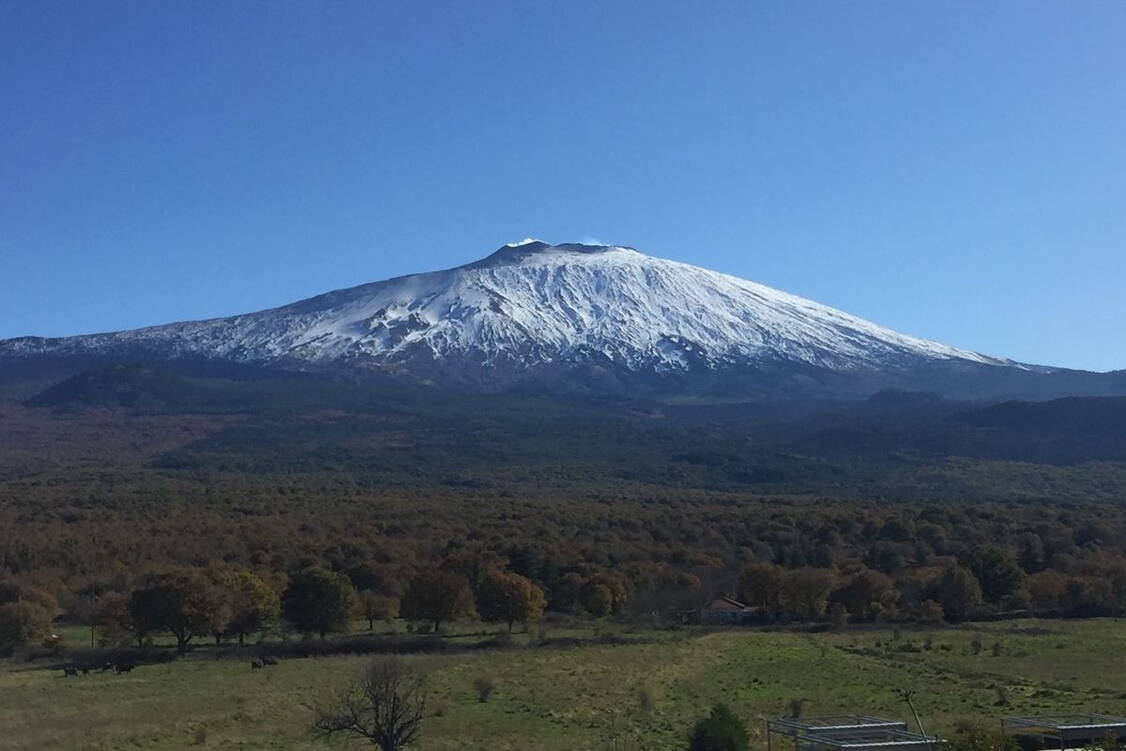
[534,622,550,644]
[254,634,449,660]
[473,675,496,703]
[786,697,808,719]
[945,723,1018,751]
[312,656,427,751]
[689,703,749,751]
[638,686,655,714]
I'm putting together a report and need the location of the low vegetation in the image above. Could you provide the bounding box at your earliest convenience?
[4,618,1126,749]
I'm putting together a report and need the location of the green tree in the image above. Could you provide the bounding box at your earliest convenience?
[219,570,280,645]
[779,568,836,621]
[935,566,982,622]
[965,546,1025,604]
[359,591,399,631]
[283,567,356,638]
[476,569,546,632]
[345,561,395,595]
[833,568,895,621]
[128,570,221,652]
[688,703,749,751]
[399,569,475,632]
[550,572,586,613]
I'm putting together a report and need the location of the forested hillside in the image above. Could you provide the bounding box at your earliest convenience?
[3,366,1126,654]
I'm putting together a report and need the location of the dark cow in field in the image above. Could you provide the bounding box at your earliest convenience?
[114,663,135,674]
[261,657,277,666]
[61,666,78,677]
[250,659,264,669]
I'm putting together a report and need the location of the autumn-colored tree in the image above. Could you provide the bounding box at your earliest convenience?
[399,569,476,632]
[93,591,134,647]
[779,568,836,621]
[441,548,504,593]
[476,569,546,631]
[663,570,702,591]
[737,562,783,612]
[580,571,630,615]
[0,580,59,626]
[359,591,399,631]
[1029,569,1067,612]
[128,570,221,652]
[207,592,235,645]
[0,601,53,654]
[581,584,614,617]
[283,567,356,638]
[915,599,944,624]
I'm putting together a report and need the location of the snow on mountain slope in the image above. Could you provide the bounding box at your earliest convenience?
[0,241,1015,384]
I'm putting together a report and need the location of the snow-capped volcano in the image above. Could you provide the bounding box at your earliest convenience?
[4,240,1110,399]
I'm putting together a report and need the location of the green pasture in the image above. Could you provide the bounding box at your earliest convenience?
[3,619,1126,750]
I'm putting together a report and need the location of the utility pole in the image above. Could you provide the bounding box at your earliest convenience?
[897,688,932,751]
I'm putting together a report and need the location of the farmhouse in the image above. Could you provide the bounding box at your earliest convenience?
[701,597,757,625]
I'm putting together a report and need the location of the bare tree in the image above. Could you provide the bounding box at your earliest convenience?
[312,656,427,751]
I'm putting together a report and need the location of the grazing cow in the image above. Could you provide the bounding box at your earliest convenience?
[62,666,78,677]
[261,657,277,666]
[250,659,264,669]
[114,663,134,674]
[80,666,90,676]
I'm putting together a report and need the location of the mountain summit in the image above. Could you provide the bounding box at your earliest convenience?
[1,241,1119,399]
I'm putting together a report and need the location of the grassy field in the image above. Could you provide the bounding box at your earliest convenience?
[4,619,1126,750]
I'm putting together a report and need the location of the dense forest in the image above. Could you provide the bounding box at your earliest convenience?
[3,364,1126,653]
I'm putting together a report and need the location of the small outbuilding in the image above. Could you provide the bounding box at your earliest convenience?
[1002,714,1126,751]
[766,716,940,751]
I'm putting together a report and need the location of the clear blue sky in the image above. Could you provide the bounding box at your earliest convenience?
[2,1,1123,371]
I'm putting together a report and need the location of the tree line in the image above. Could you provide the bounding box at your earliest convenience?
[4,526,1125,656]
[0,558,552,655]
